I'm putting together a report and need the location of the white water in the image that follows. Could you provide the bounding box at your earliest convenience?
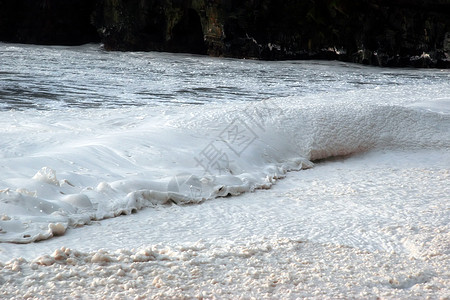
[0,43,449,299]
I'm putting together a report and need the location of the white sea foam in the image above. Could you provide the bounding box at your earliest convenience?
[0,85,448,243]
[1,237,448,299]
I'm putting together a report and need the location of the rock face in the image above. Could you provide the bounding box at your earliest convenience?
[91,0,219,55]
[1,0,449,67]
[0,0,99,45]
[93,0,450,67]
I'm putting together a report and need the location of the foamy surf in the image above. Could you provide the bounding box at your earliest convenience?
[0,86,448,243]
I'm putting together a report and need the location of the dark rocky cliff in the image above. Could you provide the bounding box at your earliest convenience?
[1,0,449,67]
[0,0,99,45]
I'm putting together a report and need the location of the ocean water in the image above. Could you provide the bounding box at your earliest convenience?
[1,43,449,299]
[2,43,448,111]
[0,43,449,245]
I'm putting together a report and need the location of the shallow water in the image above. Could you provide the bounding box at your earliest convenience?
[0,43,449,245]
[0,43,449,299]
[1,43,448,111]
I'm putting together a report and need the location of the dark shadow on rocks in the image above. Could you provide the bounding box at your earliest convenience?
[170,8,207,55]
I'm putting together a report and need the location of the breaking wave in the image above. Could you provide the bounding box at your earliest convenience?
[0,95,448,243]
